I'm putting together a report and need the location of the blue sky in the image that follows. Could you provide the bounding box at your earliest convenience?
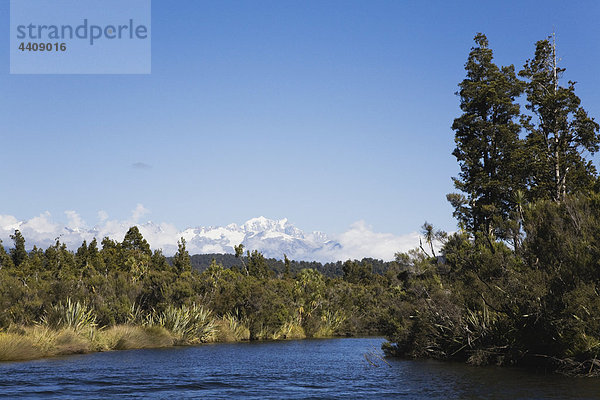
[1,0,599,240]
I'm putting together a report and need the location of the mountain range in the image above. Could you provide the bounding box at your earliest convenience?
[0,212,420,262]
[0,215,344,262]
[178,217,341,260]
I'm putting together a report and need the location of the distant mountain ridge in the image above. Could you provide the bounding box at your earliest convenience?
[179,216,341,261]
[0,216,342,262]
[0,214,417,262]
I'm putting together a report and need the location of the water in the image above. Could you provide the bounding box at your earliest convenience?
[1,338,599,399]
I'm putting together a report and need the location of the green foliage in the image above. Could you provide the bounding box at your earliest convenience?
[449,33,599,244]
[41,298,97,332]
[284,254,291,278]
[313,309,346,338]
[391,34,600,375]
[10,230,28,268]
[0,240,15,270]
[449,33,526,239]
[121,226,151,256]
[148,304,216,344]
[519,36,600,201]
[172,238,192,274]
[0,227,417,361]
[246,249,271,279]
[386,193,600,375]
[342,260,373,284]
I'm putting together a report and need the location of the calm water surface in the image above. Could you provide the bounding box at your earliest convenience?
[1,338,599,399]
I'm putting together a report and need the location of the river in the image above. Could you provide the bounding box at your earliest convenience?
[1,338,599,399]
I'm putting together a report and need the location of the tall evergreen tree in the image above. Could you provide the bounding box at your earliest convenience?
[87,238,105,271]
[100,237,120,274]
[284,254,291,278]
[247,250,270,278]
[121,226,152,256]
[173,238,191,274]
[448,33,525,239]
[121,227,151,280]
[75,240,90,269]
[9,230,27,267]
[0,239,15,270]
[519,35,600,202]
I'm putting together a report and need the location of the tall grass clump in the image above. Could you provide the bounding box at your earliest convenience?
[149,304,216,344]
[313,310,346,338]
[126,303,153,326]
[98,325,174,350]
[214,312,250,342]
[41,298,97,334]
[0,332,41,361]
[272,314,305,340]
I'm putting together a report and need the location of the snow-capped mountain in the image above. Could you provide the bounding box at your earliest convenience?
[0,215,341,261]
[179,217,341,260]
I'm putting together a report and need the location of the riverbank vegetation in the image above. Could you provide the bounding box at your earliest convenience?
[383,34,600,377]
[0,226,406,361]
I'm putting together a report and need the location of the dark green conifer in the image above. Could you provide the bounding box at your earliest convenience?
[449,33,526,239]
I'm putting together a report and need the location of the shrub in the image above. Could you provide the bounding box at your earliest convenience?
[214,312,250,342]
[41,298,97,333]
[149,304,216,344]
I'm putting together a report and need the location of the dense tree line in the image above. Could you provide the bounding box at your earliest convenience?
[385,34,600,376]
[0,228,406,340]
[186,254,397,278]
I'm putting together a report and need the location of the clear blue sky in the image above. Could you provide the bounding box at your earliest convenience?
[1,0,599,236]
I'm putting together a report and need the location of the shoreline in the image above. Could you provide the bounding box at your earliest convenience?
[0,323,356,363]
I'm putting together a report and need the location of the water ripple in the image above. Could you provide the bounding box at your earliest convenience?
[1,338,600,399]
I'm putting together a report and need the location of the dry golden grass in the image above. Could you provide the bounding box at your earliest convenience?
[53,329,92,355]
[0,324,175,362]
[0,332,42,361]
[213,315,250,342]
[272,321,306,340]
[0,312,300,362]
[99,325,174,350]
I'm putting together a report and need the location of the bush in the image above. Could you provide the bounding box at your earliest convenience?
[149,304,216,344]
[41,298,97,333]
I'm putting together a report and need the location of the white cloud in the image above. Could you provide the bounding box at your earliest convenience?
[322,221,420,261]
[65,210,85,230]
[0,215,20,231]
[131,203,149,222]
[97,210,109,222]
[138,222,181,254]
[23,212,58,234]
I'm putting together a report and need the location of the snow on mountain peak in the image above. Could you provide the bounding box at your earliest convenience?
[0,215,342,262]
[0,212,419,262]
[177,217,336,260]
[242,216,288,233]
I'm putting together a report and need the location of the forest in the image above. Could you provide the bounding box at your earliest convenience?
[1,33,600,376]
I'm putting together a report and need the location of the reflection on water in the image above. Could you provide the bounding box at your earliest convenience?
[1,338,599,399]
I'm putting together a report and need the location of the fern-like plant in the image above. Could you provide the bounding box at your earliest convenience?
[150,304,216,344]
[41,298,97,332]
